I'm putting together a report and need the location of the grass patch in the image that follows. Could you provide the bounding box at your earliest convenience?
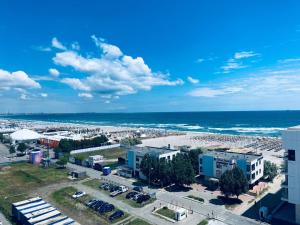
[187,195,204,203]
[51,186,128,225]
[0,162,68,222]
[156,207,175,220]
[127,218,152,225]
[73,147,126,160]
[198,219,208,225]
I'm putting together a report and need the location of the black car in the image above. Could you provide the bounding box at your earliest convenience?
[109,210,124,221]
[95,201,105,210]
[99,203,115,214]
[109,185,119,192]
[86,199,97,207]
[136,194,150,204]
[126,191,138,199]
[133,186,143,192]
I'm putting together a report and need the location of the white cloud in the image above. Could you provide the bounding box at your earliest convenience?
[34,46,52,52]
[20,93,27,100]
[78,92,93,98]
[40,93,48,98]
[52,37,67,50]
[187,76,199,84]
[189,66,300,99]
[196,58,204,63]
[0,69,41,90]
[61,78,91,91]
[71,42,80,51]
[49,68,60,77]
[221,51,259,73]
[234,51,258,59]
[278,58,300,64]
[54,36,182,97]
[189,87,242,97]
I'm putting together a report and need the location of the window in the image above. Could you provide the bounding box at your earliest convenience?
[136,157,139,162]
[252,173,255,179]
[216,163,221,169]
[251,164,255,171]
[200,158,202,164]
[259,159,261,165]
[256,162,258,166]
[200,166,202,172]
[256,171,258,175]
[167,156,170,160]
[288,149,296,161]
[259,169,261,174]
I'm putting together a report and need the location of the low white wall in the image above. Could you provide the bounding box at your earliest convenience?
[70,144,121,155]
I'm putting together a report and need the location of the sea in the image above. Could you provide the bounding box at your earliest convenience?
[2,111,300,137]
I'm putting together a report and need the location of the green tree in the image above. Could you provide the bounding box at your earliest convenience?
[120,137,142,146]
[56,157,68,168]
[219,167,248,198]
[17,143,27,153]
[264,160,278,181]
[172,154,195,186]
[188,148,204,174]
[140,154,159,184]
[158,158,174,186]
[9,145,16,155]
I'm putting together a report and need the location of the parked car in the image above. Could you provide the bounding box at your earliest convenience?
[110,185,129,197]
[109,185,119,192]
[136,194,150,203]
[109,210,124,221]
[100,183,109,189]
[133,193,143,201]
[133,186,143,192]
[86,199,97,207]
[72,191,86,199]
[98,203,115,214]
[126,191,138,199]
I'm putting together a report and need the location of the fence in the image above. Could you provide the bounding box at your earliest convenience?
[70,144,121,155]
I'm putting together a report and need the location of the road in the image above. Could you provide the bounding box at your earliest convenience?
[67,163,263,225]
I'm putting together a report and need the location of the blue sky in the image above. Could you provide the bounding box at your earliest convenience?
[1,0,300,113]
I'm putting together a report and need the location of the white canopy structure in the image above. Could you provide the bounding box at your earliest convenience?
[10,129,41,143]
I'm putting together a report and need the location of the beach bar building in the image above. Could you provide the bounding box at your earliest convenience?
[12,197,80,225]
[125,146,180,179]
[199,150,264,186]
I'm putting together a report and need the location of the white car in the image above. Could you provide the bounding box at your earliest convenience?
[72,191,86,199]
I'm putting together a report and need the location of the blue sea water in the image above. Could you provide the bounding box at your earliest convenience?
[2,111,300,137]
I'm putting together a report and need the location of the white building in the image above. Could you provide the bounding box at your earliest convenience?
[282,126,300,224]
[88,155,103,167]
[199,151,264,186]
[10,129,41,144]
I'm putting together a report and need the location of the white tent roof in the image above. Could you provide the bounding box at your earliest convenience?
[10,129,41,141]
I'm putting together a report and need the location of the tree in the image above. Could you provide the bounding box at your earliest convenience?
[172,154,195,186]
[140,154,159,184]
[158,158,174,186]
[17,143,27,153]
[219,167,248,199]
[9,145,16,155]
[120,137,142,146]
[56,157,68,168]
[264,160,278,181]
[187,148,204,174]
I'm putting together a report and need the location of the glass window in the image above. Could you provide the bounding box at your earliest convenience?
[252,173,255,179]
[288,150,296,161]
[252,164,255,170]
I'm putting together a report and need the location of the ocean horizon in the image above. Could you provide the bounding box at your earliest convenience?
[2,110,300,137]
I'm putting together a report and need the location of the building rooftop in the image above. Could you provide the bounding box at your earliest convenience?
[10,129,41,141]
[126,146,179,155]
[201,150,262,162]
